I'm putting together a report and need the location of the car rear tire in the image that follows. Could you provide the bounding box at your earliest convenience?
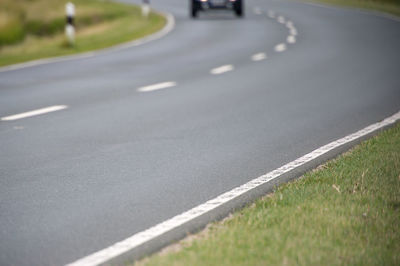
[191,1,198,18]
[234,0,243,17]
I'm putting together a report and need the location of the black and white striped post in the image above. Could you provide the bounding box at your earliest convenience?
[142,0,150,18]
[65,2,75,46]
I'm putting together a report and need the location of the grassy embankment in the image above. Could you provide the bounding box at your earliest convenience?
[308,0,400,17]
[0,0,166,67]
[136,121,400,266]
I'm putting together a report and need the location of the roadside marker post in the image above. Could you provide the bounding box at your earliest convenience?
[65,2,75,46]
[142,0,151,18]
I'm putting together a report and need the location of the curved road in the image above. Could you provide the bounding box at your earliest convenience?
[1,0,399,265]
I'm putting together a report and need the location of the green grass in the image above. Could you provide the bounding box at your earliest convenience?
[0,0,166,67]
[306,0,400,17]
[137,123,400,266]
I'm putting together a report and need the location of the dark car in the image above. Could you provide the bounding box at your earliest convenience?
[191,0,244,18]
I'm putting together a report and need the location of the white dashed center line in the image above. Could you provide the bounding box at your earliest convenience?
[1,105,68,121]
[251,53,267,61]
[137,81,177,92]
[277,16,286,24]
[274,43,287,52]
[287,35,296,44]
[210,65,234,75]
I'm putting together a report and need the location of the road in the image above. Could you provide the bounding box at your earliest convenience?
[1,0,399,265]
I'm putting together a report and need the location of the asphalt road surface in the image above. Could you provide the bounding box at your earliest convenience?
[1,0,399,265]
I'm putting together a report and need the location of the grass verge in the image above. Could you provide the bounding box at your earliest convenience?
[0,0,166,67]
[306,0,400,17]
[136,123,400,266]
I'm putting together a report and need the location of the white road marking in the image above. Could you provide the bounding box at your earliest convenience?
[210,65,234,75]
[286,21,294,28]
[287,35,296,44]
[67,110,400,266]
[253,7,262,15]
[1,105,68,121]
[268,10,276,18]
[274,43,287,52]
[137,81,177,92]
[251,53,267,61]
[277,16,286,24]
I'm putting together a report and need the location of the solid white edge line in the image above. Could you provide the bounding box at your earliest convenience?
[251,53,267,61]
[1,105,68,121]
[67,110,400,266]
[137,82,176,92]
[210,65,234,75]
[274,43,287,52]
[0,12,175,73]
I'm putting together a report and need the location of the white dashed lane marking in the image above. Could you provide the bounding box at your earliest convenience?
[274,43,287,52]
[1,105,68,121]
[287,35,296,44]
[210,65,234,75]
[265,10,298,53]
[286,21,294,28]
[251,53,267,61]
[137,82,177,92]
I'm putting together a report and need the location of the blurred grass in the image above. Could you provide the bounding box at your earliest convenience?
[308,0,400,17]
[0,0,166,66]
[136,123,400,266]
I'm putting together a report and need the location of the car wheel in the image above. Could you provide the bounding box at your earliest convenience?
[191,1,198,18]
[235,0,243,17]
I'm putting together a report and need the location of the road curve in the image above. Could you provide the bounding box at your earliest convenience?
[1,0,399,265]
